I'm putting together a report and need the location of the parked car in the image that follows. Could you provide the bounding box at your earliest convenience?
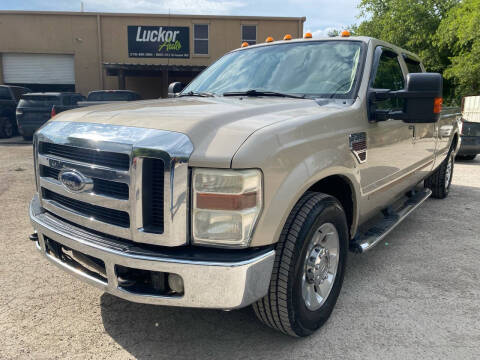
[52,90,143,117]
[29,36,460,337]
[16,92,84,140]
[457,96,480,160]
[0,85,31,138]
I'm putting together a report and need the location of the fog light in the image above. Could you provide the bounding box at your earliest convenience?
[168,273,184,294]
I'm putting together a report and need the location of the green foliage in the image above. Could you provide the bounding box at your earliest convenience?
[327,29,340,37]
[436,0,480,98]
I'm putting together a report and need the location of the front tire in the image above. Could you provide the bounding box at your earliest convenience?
[0,117,15,138]
[253,192,348,337]
[425,150,454,199]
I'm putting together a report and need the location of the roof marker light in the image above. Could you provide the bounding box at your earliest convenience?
[241,42,249,48]
[341,30,351,37]
[304,32,313,39]
[265,36,274,43]
[283,34,292,40]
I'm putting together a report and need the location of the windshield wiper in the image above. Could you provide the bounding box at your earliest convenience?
[223,89,306,99]
[179,91,215,97]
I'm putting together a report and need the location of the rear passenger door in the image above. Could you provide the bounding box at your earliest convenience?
[360,47,418,197]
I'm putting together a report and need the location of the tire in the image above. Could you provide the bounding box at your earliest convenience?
[0,117,15,138]
[456,155,476,161]
[424,150,454,199]
[253,192,348,337]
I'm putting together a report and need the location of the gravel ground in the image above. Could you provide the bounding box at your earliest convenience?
[1,143,479,360]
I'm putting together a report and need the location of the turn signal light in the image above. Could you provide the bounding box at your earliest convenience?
[341,30,351,37]
[241,42,249,48]
[284,34,292,40]
[304,32,313,39]
[265,36,274,43]
[434,97,443,114]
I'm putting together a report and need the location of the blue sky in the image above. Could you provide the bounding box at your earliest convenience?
[0,0,362,36]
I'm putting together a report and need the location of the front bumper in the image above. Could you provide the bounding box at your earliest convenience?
[30,195,275,309]
[458,136,480,156]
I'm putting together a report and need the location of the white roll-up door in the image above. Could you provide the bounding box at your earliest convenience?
[2,53,75,84]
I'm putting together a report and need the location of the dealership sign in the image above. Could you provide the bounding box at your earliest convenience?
[128,26,190,58]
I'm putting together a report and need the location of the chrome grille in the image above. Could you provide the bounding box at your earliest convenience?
[42,189,130,227]
[40,142,130,170]
[34,122,193,247]
[41,165,129,199]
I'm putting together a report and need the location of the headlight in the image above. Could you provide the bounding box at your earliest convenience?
[192,168,263,248]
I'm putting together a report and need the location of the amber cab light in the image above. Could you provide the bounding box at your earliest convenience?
[241,42,249,48]
[341,30,351,37]
[283,34,292,40]
[304,32,313,39]
[434,97,443,114]
[265,36,274,43]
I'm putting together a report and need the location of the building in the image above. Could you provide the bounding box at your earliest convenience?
[0,11,305,98]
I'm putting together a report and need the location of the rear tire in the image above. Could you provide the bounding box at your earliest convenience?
[253,192,348,337]
[425,150,454,199]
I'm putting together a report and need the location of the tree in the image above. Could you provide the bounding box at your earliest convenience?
[436,0,480,98]
[327,29,340,37]
[353,0,458,72]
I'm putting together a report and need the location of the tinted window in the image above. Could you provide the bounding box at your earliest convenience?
[0,87,12,100]
[405,58,423,73]
[183,41,364,98]
[242,25,257,45]
[18,95,61,107]
[87,92,134,101]
[194,24,209,55]
[373,50,405,110]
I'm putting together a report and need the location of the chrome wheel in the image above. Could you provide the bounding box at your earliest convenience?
[445,154,453,190]
[302,222,340,311]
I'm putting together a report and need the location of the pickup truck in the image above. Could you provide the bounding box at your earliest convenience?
[29,35,460,337]
[17,92,85,140]
[0,85,31,138]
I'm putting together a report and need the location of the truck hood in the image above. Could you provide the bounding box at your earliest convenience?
[52,97,346,167]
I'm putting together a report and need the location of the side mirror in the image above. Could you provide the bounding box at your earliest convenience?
[168,82,184,98]
[368,73,443,123]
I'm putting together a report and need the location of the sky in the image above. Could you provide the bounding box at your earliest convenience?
[0,0,363,36]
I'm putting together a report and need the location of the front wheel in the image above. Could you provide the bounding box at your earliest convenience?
[253,192,348,337]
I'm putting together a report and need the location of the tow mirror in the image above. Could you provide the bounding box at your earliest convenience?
[168,82,184,98]
[369,73,443,123]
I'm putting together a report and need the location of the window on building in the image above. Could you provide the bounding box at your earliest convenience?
[242,25,257,45]
[194,24,209,55]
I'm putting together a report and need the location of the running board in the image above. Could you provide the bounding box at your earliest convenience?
[350,188,432,253]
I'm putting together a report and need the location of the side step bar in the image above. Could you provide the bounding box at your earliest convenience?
[350,188,432,253]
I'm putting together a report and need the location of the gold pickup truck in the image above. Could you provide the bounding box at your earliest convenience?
[29,35,460,337]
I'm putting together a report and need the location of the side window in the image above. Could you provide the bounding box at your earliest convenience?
[404,58,423,73]
[194,24,209,55]
[242,25,257,45]
[373,50,405,110]
[72,95,83,104]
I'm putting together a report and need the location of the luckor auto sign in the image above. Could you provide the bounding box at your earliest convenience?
[128,25,190,58]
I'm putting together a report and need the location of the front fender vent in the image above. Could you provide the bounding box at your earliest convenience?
[349,132,367,163]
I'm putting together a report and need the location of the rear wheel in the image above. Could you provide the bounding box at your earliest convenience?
[0,117,16,138]
[253,192,348,337]
[425,150,454,199]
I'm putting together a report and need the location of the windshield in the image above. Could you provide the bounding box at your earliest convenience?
[183,41,364,98]
[87,92,133,101]
[18,96,60,107]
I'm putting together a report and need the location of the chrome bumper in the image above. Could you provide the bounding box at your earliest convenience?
[30,195,275,309]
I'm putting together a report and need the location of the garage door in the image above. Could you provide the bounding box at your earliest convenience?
[2,53,75,85]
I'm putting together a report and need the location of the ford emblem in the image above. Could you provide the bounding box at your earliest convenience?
[59,170,92,193]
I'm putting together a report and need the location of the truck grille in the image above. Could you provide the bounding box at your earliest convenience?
[41,165,129,199]
[42,188,130,228]
[35,122,193,247]
[39,142,130,170]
